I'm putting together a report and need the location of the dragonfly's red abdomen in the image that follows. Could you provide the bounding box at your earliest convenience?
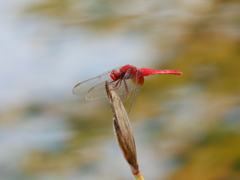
[139,68,182,76]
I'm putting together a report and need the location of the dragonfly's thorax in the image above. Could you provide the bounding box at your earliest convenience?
[120,65,137,72]
[120,65,138,79]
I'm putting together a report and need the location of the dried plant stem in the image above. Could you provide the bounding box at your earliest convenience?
[134,172,145,180]
[105,82,145,180]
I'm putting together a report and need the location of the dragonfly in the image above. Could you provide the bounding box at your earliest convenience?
[73,64,182,112]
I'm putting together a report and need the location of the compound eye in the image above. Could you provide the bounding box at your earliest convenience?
[110,70,120,81]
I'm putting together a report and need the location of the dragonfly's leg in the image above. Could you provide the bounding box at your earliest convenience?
[109,79,116,84]
[123,79,129,93]
[114,80,120,88]
[118,79,130,100]
[110,79,122,90]
[108,80,119,89]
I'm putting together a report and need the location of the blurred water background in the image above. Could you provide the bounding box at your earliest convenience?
[1,0,240,180]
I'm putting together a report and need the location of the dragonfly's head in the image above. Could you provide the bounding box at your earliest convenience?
[110,69,121,81]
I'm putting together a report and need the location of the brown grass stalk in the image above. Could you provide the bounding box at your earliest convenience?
[105,82,145,179]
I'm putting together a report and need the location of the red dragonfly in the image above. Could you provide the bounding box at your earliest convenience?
[73,64,182,111]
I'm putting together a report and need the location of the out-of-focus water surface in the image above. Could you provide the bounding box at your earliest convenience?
[1,0,240,180]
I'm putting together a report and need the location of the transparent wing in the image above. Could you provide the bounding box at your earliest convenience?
[85,77,138,101]
[115,78,138,102]
[85,78,111,100]
[73,70,113,99]
[127,81,142,112]
[121,69,143,112]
